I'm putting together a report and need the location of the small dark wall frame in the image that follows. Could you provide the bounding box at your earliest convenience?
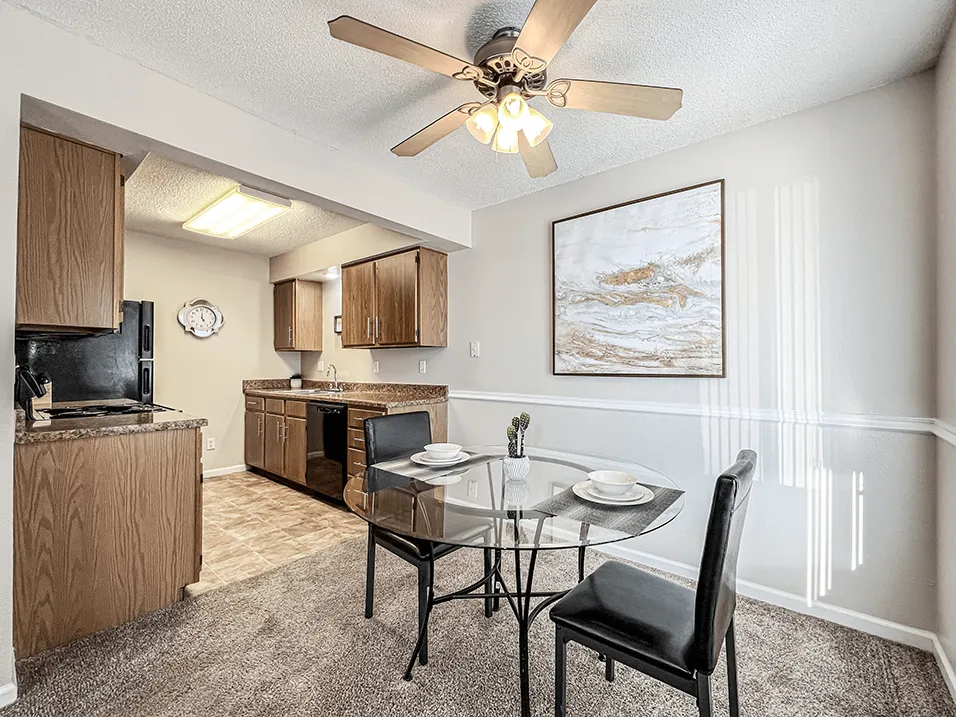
[334,315,343,335]
[551,179,726,378]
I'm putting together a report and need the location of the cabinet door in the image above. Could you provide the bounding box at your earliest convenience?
[342,262,375,347]
[264,414,285,475]
[273,281,294,350]
[283,417,307,485]
[292,280,323,351]
[374,251,419,345]
[17,126,122,330]
[244,411,265,469]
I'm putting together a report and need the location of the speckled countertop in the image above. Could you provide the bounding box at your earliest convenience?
[15,400,207,445]
[242,379,448,410]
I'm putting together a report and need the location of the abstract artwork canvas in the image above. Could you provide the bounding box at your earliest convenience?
[552,180,724,377]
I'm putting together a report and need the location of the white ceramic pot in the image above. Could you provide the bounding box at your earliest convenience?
[290,378,303,389]
[503,455,531,482]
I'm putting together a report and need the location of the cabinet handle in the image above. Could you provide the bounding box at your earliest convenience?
[282,423,288,441]
[277,421,282,442]
[288,326,292,343]
[375,316,380,341]
[257,417,262,436]
[367,317,371,339]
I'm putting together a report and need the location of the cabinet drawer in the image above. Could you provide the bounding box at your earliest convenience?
[244,396,264,411]
[348,428,365,451]
[265,398,284,414]
[348,447,367,476]
[285,400,307,418]
[348,407,385,429]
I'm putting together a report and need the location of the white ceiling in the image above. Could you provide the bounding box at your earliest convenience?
[125,153,364,255]
[13,0,954,209]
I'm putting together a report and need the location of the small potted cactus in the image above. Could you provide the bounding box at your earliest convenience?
[503,412,532,483]
[290,373,303,390]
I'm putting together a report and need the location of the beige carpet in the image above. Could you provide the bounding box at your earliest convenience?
[3,538,953,717]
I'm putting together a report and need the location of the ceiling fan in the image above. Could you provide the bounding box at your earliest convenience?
[328,0,683,179]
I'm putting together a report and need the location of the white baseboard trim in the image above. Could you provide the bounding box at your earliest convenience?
[593,541,938,653]
[202,464,248,478]
[0,683,17,708]
[933,636,956,703]
[449,390,935,436]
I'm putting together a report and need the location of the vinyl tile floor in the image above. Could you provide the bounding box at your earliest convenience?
[185,471,366,596]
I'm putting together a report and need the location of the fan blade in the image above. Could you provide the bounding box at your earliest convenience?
[391,103,481,156]
[517,133,557,178]
[329,16,486,83]
[511,0,599,77]
[543,79,682,120]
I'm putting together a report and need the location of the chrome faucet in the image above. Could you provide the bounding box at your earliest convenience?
[326,364,342,392]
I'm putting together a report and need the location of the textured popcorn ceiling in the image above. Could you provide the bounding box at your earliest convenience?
[125,153,364,255]
[14,0,954,209]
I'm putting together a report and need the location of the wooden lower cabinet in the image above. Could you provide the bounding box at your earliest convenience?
[284,417,307,485]
[13,427,201,658]
[244,410,265,469]
[264,412,285,475]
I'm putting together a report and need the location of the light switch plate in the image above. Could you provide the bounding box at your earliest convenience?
[470,341,480,358]
[468,480,479,499]
[206,437,216,451]
[317,360,325,372]
[373,360,380,374]
[419,360,427,374]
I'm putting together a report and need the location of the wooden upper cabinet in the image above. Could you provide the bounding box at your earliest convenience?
[274,279,322,351]
[341,247,447,348]
[341,261,375,347]
[17,126,124,331]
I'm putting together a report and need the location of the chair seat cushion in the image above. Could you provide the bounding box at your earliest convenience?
[550,561,697,676]
[373,528,462,562]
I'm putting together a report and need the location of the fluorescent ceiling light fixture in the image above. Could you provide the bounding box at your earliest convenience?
[183,185,292,239]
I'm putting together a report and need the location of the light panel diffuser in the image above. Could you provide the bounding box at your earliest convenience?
[183,185,292,239]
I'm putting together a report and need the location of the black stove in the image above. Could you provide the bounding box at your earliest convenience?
[43,403,174,420]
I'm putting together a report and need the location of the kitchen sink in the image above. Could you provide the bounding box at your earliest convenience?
[285,389,349,396]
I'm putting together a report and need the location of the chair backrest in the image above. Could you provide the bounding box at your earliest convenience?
[692,449,756,674]
[364,411,432,466]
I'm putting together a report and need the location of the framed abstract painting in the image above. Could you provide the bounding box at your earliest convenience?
[551,180,725,377]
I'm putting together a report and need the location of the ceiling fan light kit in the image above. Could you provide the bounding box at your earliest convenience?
[327,0,683,179]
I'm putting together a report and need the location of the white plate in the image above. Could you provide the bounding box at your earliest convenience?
[586,482,650,503]
[417,471,465,485]
[572,480,654,506]
[410,451,470,466]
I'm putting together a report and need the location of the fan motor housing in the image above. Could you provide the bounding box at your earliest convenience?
[473,27,547,100]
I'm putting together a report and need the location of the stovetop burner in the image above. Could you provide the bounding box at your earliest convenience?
[43,403,175,420]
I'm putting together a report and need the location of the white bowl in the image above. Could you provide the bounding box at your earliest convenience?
[587,470,639,497]
[424,443,462,461]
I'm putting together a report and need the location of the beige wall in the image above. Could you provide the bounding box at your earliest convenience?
[937,17,956,677]
[125,231,298,472]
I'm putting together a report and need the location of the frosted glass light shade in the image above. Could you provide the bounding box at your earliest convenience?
[497,92,530,130]
[522,107,553,147]
[466,104,500,144]
[491,127,519,154]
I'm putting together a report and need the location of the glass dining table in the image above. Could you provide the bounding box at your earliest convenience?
[344,445,685,717]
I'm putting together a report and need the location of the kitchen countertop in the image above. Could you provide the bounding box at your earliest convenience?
[242,379,447,410]
[15,400,207,444]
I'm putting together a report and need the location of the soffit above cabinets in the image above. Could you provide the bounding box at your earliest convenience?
[12,0,954,208]
[124,153,365,255]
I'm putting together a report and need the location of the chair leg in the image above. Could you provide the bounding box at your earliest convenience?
[483,548,493,618]
[696,673,713,717]
[493,549,501,611]
[577,546,586,582]
[555,627,567,717]
[417,561,431,665]
[364,526,376,619]
[727,618,740,717]
[605,657,615,682]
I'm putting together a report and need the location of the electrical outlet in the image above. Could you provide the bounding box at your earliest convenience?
[206,437,216,451]
[317,359,325,372]
[373,360,380,374]
[470,341,480,358]
[419,360,427,374]
[468,480,479,499]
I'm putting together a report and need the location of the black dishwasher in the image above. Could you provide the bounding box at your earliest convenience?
[305,402,348,501]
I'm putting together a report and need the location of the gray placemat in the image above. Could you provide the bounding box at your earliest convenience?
[370,452,497,484]
[532,484,684,537]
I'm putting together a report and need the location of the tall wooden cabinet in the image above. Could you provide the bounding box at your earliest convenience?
[341,247,447,348]
[274,278,323,351]
[17,125,125,331]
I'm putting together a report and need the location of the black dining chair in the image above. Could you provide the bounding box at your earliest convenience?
[363,411,494,665]
[550,449,756,717]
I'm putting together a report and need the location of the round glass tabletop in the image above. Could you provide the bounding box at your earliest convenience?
[344,445,684,551]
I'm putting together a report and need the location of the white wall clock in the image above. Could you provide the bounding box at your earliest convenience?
[178,298,224,338]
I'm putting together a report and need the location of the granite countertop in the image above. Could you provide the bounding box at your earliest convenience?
[15,401,207,445]
[242,379,448,410]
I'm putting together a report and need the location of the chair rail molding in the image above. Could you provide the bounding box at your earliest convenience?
[450,390,936,435]
[934,420,956,449]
